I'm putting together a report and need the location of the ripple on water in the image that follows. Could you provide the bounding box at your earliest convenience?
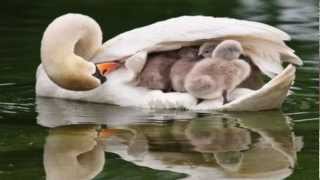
[0,83,16,86]
[0,102,34,114]
[0,0,318,179]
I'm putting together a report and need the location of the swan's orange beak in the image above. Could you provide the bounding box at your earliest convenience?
[96,62,120,75]
[98,128,117,138]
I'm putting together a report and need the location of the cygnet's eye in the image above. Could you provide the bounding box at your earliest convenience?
[239,54,248,60]
[239,54,245,59]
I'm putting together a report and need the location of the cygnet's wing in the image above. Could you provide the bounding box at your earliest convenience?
[92,16,300,65]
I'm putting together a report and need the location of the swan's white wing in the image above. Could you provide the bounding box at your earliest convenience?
[93,16,293,61]
[234,37,302,78]
[218,65,296,111]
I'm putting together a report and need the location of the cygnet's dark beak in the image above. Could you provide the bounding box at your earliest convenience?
[93,62,120,84]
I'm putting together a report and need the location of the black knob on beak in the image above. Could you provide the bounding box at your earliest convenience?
[92,66,107,84]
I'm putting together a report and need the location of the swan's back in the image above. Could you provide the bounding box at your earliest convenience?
[93,16,290,61]
[91,15,301,80]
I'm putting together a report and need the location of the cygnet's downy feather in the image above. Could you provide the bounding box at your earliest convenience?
[185,40,251,100]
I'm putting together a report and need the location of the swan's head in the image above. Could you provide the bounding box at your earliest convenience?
[41,13,119,91]
[212,40,243,60]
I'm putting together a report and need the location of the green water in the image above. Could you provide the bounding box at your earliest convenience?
[0,0,318,179]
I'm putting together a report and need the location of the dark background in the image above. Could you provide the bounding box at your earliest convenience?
[0,0,318,179]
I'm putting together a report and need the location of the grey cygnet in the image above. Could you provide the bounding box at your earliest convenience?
[185,40,251,104]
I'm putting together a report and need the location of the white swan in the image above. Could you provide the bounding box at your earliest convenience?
[36,13,302,111]
[170,47,200,92]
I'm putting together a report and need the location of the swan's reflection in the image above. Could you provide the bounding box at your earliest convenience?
[37,98,302,180]
[100,112,302,179]
[36,97,197,128]
[44,125,105,180]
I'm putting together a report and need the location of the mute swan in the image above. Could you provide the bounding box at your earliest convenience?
[198,41,220,58]
[177,46,200,59]
[137,50,178,91]
[36,13,302,111]
[198,41,283,91]
[139,46,201,92]
[185,40,251,103]
[170,47,200,92]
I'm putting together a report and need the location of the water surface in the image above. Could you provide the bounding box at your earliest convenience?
[0,0,318,179]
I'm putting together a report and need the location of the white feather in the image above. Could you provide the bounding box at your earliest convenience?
[91,15,301,78]
[235,37,302,77]
[92,16,293,62]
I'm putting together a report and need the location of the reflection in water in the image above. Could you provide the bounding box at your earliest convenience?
[0,0,315,178]
[44,125,105,180]
[101,112,301,179]
[38,98,303,180]
[36,97,197,127]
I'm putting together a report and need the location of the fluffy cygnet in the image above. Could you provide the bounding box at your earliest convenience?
[185,40,251,104]
[138,51,179,91]
[170,47,200,92]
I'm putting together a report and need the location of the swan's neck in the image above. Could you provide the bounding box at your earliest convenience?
[41,14,102,66]
[40,14,103,90]
[45,127,104,180]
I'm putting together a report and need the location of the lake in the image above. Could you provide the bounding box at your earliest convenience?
[0,0,318,179]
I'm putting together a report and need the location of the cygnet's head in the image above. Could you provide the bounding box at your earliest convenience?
[178,47,199,59]
[211,40,243,60]
[198,42,218,58]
